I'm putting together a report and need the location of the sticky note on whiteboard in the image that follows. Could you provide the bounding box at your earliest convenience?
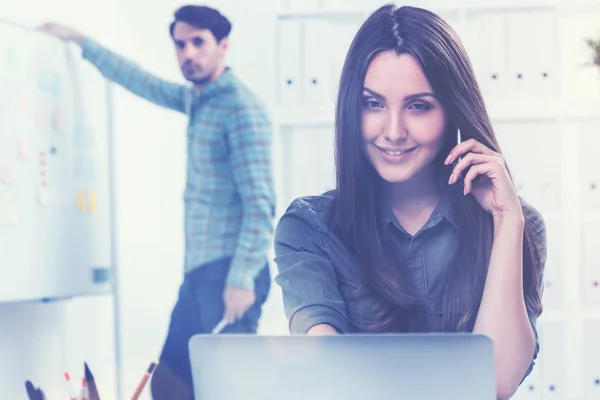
[1,163,14,185]
[52,109,65,133]
[35,107,48,130]
[76,190,85,212]
[18,89,30,110]
[19,137,30,161]
[89,192,97,214]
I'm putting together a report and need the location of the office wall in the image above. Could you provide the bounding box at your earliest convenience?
[1,0,600,399]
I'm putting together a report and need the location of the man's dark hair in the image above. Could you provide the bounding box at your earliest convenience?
[169,5,232,42]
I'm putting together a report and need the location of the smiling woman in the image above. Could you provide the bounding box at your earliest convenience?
[360,52,447,185]
[273,4,547,400]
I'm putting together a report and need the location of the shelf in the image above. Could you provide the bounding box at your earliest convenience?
[276,7,462,20]
[562,97,600,121]
[463,0,559,12]
[277,1,563,19]
[277,9,372,19]
[580,214,600,223]
[273,96,600,127]
[539,309,600,323]
[560,0,600,11]
[277,0,600,19]
[274,104,335,126]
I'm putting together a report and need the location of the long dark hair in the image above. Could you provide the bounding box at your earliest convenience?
[331,4,544,332]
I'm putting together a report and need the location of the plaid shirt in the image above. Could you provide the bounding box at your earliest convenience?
[82,39,275,289]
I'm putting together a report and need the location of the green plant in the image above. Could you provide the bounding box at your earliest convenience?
[585,37,600,68]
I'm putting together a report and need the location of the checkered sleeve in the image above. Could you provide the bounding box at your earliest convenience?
[225,104,275,290]
[81,38,188,113]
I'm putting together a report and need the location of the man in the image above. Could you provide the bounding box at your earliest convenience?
[40,5,274,399]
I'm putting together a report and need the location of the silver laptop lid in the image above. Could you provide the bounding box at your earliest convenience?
[189,333,496,400]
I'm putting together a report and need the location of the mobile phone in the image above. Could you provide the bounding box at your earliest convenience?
[455,128,465,186]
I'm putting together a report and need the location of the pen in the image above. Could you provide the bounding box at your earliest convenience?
[130,361,158,400]
[211,318,228,334]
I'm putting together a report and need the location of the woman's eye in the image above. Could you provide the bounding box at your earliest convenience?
[409,103,432,112]
[363,99,382,109]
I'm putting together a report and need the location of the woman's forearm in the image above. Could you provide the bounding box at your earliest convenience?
[473,214,535,400]
[306,324,339,335]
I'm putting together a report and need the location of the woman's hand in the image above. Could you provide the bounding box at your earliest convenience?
[445,138,523,220]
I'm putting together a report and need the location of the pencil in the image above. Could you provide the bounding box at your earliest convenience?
[130,361,158,400]
[80,377,88,400]
[63,372,77,400]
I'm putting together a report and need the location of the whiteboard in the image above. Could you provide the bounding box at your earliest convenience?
[0,21,113,302]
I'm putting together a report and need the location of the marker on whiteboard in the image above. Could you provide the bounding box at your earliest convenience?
[1,163,13,185]
[76,190,86,212]
[88,192,97,214]
[19,136,30,161]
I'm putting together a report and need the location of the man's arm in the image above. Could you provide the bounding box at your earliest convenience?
[225,103,275,293]
[38,23,189,113]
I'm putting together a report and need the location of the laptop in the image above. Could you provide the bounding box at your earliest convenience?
[188,333,496,400]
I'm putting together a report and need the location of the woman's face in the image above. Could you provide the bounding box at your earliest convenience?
[361,51,448,184]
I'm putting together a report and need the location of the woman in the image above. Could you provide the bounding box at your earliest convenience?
[273,4,546,399]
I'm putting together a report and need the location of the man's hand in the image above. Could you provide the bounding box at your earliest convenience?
[223,284,255,324]
[37,23,86,45]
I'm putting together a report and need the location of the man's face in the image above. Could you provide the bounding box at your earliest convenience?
[172,21,228,86]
